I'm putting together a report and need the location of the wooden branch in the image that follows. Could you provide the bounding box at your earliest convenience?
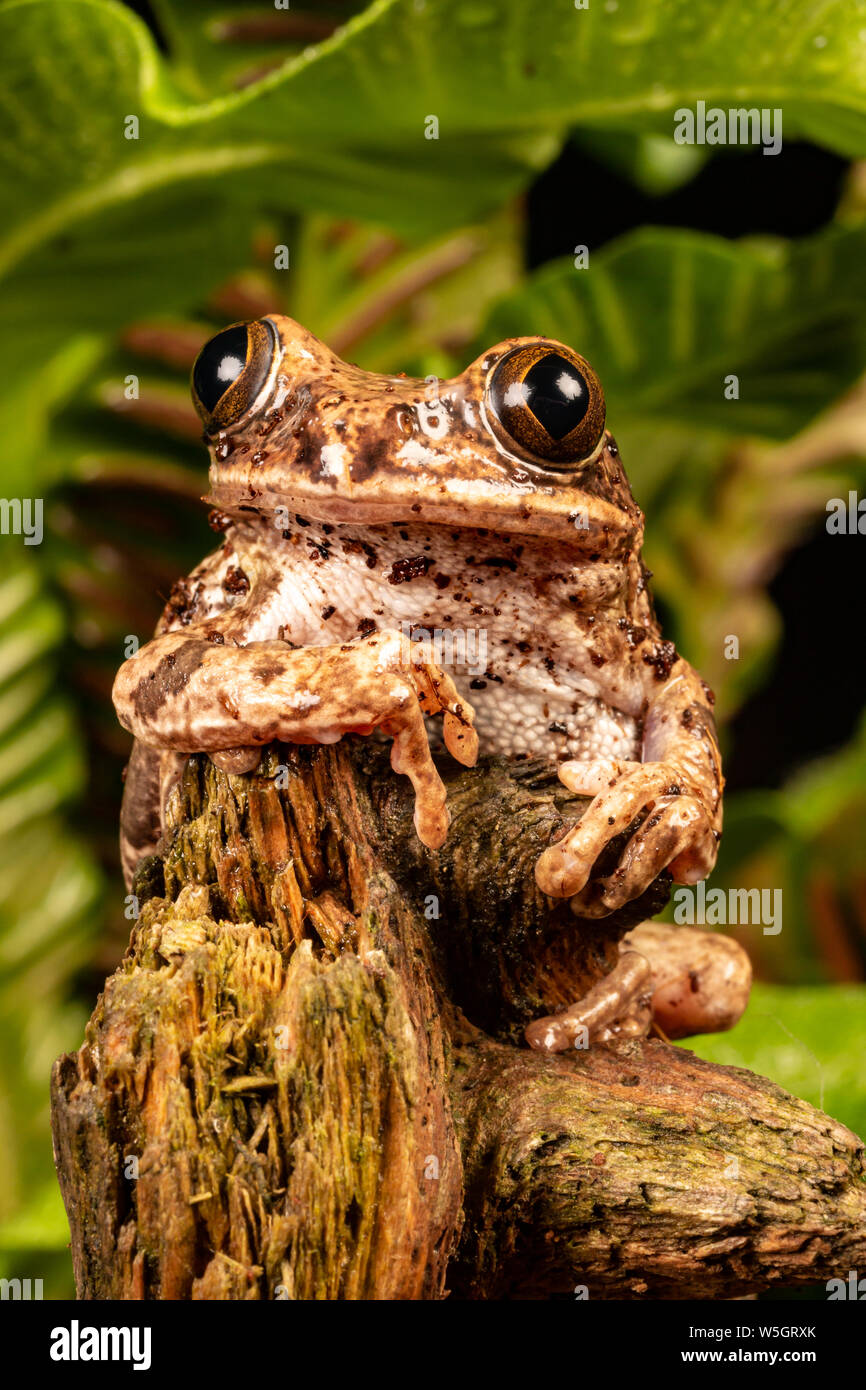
[51,742,866,1299]
[450,1040,866,1299]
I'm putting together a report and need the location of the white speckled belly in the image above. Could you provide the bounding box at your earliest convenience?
[449,672,640,763]
[216,517,645,766]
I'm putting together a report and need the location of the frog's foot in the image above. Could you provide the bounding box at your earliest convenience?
[254,630,478,848]
[623,921,752,1040]
[211,747,262,774]
[524,923,752,1053]
[525,951,652,1052]
[535,758,718,917]
[379,655,475,849]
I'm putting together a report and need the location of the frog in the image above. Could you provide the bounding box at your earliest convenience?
[112,314,751,1052]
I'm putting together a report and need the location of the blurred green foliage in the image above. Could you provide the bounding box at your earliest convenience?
[686,984,866,1143]
[0,0,864,1292]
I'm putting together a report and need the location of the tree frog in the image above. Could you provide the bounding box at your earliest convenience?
[113,316,751,1050]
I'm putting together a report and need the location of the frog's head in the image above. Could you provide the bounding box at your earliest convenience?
[192,313,641,547]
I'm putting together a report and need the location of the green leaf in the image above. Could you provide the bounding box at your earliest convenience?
[6,0,866,285]
[0,554,101,1277]
[140,0,866,158]
[0,1180,71,1251]
[289,209,522,371]
[479,224,866,441]
[683,984,866,1142]
[148,2,372,100]
[703,716,866,983]
[0,0,555,267]
[571,129,709,196]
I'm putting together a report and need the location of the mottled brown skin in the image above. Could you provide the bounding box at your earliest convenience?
[113,314,749,1047]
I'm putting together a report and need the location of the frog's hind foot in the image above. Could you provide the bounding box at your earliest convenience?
[524,921,752,1053]
[623,921,752,1041]
[524,950,653,1053]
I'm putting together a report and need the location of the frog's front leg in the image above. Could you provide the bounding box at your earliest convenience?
[113,625,477,872]
[527,656,730,1053]
[535,659,722,915]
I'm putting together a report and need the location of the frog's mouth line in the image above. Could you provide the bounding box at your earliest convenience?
[205,476,636,552]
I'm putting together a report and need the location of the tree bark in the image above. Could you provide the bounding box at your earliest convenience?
[51,742,866,1300]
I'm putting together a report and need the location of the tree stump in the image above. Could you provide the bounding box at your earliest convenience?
[51,742,866,1299]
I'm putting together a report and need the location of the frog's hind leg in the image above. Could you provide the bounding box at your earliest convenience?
[623,921,752,1041]
[119,740,163,888]
[524,922,751,1053]
[120,742,189,888]
[525,951,653,1052]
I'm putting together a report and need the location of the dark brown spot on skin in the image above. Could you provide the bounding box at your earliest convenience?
[357,617,377,636]
[470,678,487,690]
[617,617,648,648]
[590,652,607,668]
[349,433,394,484]
[220,691,240,719]
[205,629,225,644]
[321,604,336,620]
[387,555,432,585]
[643,640,678,681]
[549,721,567,734]
[254,659,284,683]
[208,509,232,533]
[162,576,201,627]
[223,566,250,595]
[473,555,518,572]
[130,640,211,722]
[341,538,378,569]
[701,680,716,706]
[433,573,451,590]
[681,702,719,745]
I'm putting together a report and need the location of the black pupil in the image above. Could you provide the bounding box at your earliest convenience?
[523,354,590,440]
[193,325,249,413]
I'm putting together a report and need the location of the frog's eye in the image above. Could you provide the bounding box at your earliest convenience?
[487,344,606,467]
[191,319,277,431]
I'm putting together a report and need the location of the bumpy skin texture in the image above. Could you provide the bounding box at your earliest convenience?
[113,314,749,1047]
